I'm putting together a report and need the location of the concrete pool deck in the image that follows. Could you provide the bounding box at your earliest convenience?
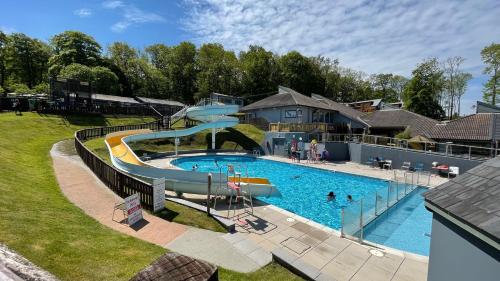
[52,143,445,279]
[151,153,446,280]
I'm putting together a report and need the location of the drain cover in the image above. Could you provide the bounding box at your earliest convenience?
[369,249,384,257]
[286,217,295,222]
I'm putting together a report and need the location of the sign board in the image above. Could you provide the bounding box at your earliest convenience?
[153,178,166,212]
[125,193,143,226]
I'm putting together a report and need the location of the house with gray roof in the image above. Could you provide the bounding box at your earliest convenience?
[361,109,440,138]
[428,113,500,148]
[424,156,500,281]
[240,86,368,133]
[476,101,500,113]
[135,97,185,116]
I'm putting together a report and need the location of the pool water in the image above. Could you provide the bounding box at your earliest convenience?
[362,187,432,256]
[172,155,389,229]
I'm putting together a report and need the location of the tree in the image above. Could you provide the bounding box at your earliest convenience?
[0,31,7,88]
[371,73,398,102]
[455,72,472,116]
[4,33,51,88]
[91,66,119,95]
[59,63,93,82]
[49,31,101,76]
[481,43,500,105]
[279,51,324,96]
[168,42,197,103]
[390,75,408,101]
[442,56,466,119]
[33,83,49,94]
[403,58,445,119]
[196,43,240,99]
[239,45,279,102]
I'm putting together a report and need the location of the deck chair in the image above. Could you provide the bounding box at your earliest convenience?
[383,160,393,170]
[448,166,459,178]
[365,157,375,167]
[401,161,411,170]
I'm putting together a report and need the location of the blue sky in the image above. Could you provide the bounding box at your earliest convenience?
[1,0,499,115]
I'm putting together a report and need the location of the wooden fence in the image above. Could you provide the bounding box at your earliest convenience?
[74,119,168,211]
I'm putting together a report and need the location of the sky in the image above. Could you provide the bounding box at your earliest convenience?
[1,0,499,115]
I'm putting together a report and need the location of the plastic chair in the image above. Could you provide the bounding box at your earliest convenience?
[401,161,411,170]
[365,157,375,167]
[383,160,393,170]
[448,166,459,178]
[415,163,424,171]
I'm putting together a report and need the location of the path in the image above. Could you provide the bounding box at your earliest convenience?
[50,140,263,272]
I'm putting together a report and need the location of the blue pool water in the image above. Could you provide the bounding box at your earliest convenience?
[362,187,432,256]
[172,155,431,255]
[172,155,388,229]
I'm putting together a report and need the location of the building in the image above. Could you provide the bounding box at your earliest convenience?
[476,101,500,113]
[424,157,500,281]
[135,97,185,116]
[345,99,383,112]
[428,113,500,148]
[361,109,440,138]
[241,86,372,133]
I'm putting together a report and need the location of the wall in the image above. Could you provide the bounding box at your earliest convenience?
[355,144,482,172]
[252,106,312,123]
[325,142,350,161]
[427,214,500,281]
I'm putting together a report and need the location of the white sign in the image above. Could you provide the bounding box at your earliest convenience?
[153,178,166,212]
[125,193,143,226]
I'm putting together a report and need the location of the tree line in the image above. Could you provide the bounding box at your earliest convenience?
[0,30,498,119]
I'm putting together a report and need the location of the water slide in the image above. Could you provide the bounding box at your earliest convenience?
[104,102,281,198]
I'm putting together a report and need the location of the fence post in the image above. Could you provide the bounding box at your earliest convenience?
[468,146,472,160]
[207,173,211,216]
[359,198,364,243]
[340,208,345,237]
[386,181,391,208]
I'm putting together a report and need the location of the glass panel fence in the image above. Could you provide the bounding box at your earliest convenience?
[341,199,362,240]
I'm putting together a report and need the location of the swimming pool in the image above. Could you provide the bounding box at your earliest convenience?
[362,187,432,256]
[172,155,390,229]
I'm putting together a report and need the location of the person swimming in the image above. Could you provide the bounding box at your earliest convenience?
[327,191,336,201]
[347,195,353,202]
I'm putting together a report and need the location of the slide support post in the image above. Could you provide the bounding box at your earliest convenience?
[212,128,216,150]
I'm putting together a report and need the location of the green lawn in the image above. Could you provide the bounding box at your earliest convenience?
[0,112,300,281]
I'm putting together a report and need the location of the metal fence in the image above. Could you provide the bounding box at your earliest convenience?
[341,170,426,242]
[74,119,168,211]
[325,134,499,161]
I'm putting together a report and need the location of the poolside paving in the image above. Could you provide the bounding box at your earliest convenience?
[53,144,437,279]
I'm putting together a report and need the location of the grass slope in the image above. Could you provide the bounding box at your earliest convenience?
[0,112,300,281]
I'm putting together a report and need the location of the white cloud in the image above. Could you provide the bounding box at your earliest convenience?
[103,1,165,32]
[102,0,124,9]
[183,0,500,115]
[0,26,17,34]
[183,0,500,76]
[74,8,92,18]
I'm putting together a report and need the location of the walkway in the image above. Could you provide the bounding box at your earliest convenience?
[51,140,187,246]
[51,140,263,272]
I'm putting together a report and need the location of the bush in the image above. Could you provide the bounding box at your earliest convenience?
[395,127,412,139]
[8,83,33,94]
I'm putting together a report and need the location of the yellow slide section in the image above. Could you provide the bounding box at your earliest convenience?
[105,130,151,166]
[228,176,271,185]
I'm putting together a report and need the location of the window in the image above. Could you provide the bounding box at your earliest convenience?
[285,110,302,118]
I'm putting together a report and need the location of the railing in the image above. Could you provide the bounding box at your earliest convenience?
[269,122,329,132]
[327,133,499,160]
[341,171,423,242]
[74,119,168,211]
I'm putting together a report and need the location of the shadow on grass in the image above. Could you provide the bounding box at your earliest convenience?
[155,208,180,222]
[206,127,263,153]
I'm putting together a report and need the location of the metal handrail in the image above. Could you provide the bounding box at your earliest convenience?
[326,133,499,160]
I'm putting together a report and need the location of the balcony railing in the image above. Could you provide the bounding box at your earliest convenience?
[326,134,499,161]
[269,122,329,132]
